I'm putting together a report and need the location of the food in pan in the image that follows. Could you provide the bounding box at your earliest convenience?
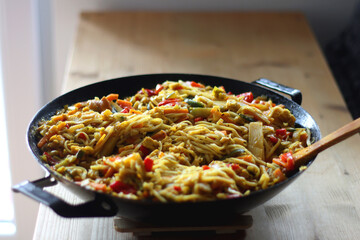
[37,80,310,202]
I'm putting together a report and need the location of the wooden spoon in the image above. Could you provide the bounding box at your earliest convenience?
[293,117,360,170]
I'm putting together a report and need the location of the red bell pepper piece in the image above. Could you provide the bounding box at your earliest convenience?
[269,135,278,144]
[202,165,210,170]
[276,128,288,139]
[109,180,136,194]
[139,145,151,157]
[273,152,295,171]
[237,92,254,103]
[230,163,241,171]
[120,107,130,113]
[144,157,154,172]
[173,85,184,90]
[281,152,295,171]
[158,98,181,106]
[44,152,58,165]
[194,117,204,123]
[155,84,164,94]
[138,88,156,96]
[78,132,87,140]
[145,89,156,96]
[187,81,205,88]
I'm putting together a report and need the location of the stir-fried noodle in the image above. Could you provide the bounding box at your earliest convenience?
[37,80,310,202]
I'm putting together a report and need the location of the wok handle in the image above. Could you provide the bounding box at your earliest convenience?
[253,78,302,105]
[12,176,118,218]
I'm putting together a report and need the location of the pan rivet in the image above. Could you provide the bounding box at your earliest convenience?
[101,202,111,210]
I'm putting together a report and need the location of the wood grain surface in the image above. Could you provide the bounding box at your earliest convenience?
[33,12,360,240]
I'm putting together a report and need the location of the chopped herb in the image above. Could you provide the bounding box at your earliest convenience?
[239,113,255,122]
[184,99,205,108]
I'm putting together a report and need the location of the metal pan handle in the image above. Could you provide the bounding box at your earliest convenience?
[12,176,118,218]
[252,78,302,105]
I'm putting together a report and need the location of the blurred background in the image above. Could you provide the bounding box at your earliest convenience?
[0,0,359,239]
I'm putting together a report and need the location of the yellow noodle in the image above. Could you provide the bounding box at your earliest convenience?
[37,80,309,202]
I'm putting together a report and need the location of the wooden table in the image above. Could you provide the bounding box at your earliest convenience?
[33,12,360,240]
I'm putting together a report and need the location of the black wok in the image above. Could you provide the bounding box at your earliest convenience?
[13,73,321,223]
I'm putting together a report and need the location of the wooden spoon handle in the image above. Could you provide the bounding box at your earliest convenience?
[293,117,360,169]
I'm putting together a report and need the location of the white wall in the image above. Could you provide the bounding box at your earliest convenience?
[0,0,43,239]
[40,0,359,102]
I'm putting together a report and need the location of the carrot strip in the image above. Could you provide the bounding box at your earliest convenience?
[151,130,167,140]
[74,102,83,108]
[158,151,165,158]
[273,168,286,181]
[221,113,235,124]
[93,133,106,151]
[37,135,50,148]
[51,114,65,122]
[210,107,222,120]
[272,158,283,167]
[67,109,78,115]
[104,167,115,178]
[106,93,119,101]
[163,108,189,114]
[239,155,253,163]
[129,109,142,114]
[37,122,67,148]
[89,182,107,192]
[117,99,132,108]
[57,121,67,130]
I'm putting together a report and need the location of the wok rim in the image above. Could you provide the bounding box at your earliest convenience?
[27,73,321,208]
